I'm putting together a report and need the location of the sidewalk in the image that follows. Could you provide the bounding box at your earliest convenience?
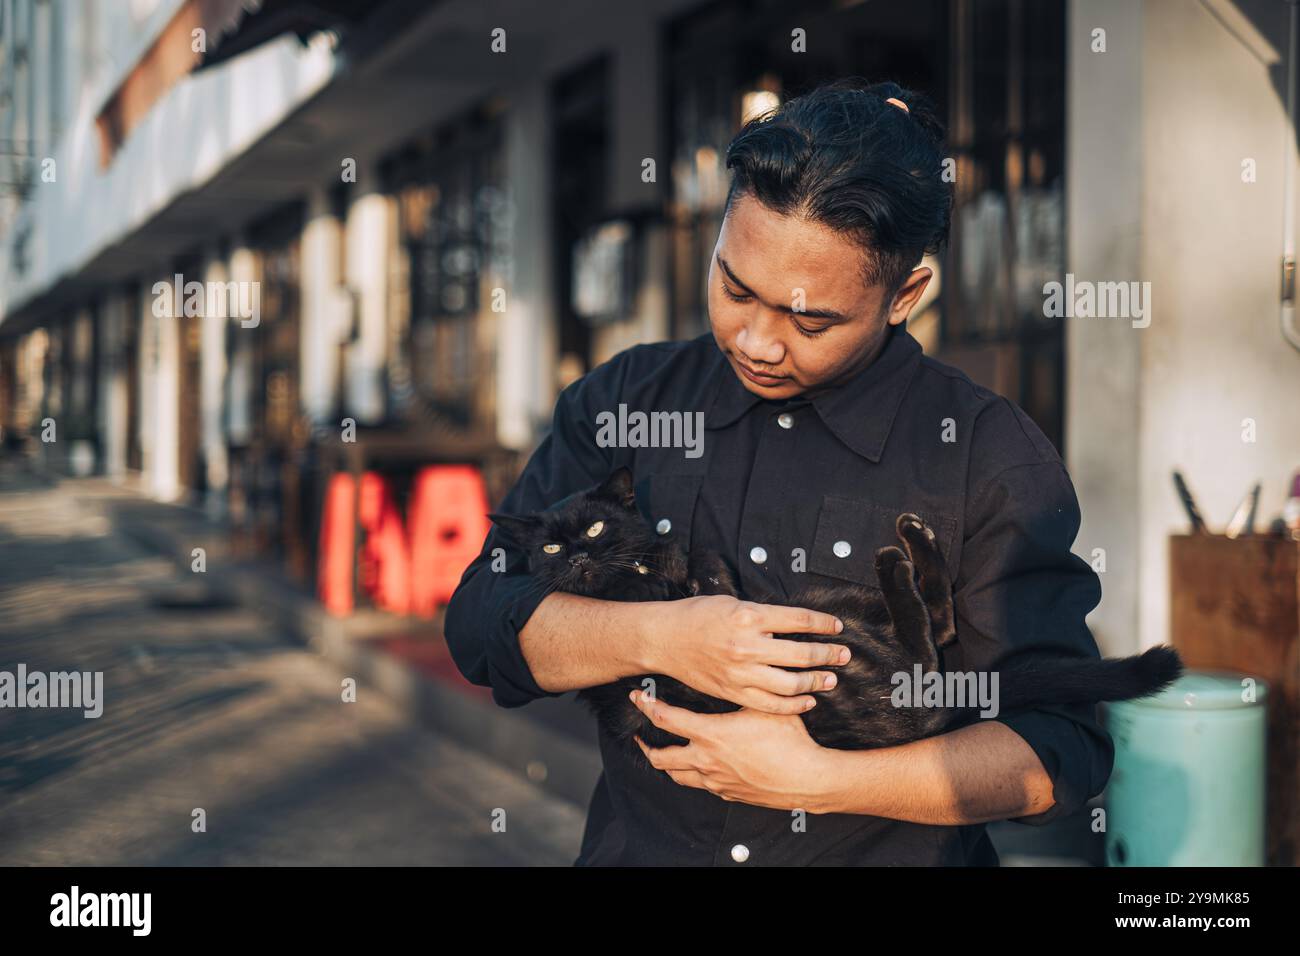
[0,459,586,864]
[41,463,607,811]
[14,458,1104,865]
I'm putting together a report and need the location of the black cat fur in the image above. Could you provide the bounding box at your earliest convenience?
[489,467,1183,751]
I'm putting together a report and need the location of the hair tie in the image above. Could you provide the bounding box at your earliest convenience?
[885,96,910,114]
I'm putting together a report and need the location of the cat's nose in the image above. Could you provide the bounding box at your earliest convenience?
[569,552,590,567]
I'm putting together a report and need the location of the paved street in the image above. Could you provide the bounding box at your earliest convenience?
[0,462,585,865]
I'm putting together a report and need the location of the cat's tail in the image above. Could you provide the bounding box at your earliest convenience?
[996,645,1184,713]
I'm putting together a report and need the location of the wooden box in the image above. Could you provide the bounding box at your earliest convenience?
[1169,534,1299,866]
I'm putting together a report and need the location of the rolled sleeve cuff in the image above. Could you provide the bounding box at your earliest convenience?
[482,573,564,709]
[994,706,1114,826]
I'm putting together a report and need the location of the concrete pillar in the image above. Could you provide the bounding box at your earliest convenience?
[98,291,129,480]
[31,0,52,156]
[143,276,180,502]
[1134,0,1298,651]
[19,328,47,437]
[1067,0,1300,654]
[201,250,229,514]
[343,167,389,424]
[9,0,31,188]
[138,282,156,482]
[1064,0,1144,656]
[499,82,556,450]
[69,306,92,422]
[227,245,256,446]
[300,187,347,426]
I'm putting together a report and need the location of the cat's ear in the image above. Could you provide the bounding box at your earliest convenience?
[596,466,637,510]
[487,512,541,544]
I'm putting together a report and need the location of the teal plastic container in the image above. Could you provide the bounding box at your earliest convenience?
[1104,671,1267,866]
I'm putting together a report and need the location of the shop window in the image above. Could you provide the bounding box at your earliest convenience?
[942,0,1067,452]
[384,104,509,433]
[551,55,612,376]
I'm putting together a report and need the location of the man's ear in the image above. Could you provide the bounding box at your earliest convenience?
[487,512,541,544]
[887,266,933,325]
[596,466,636,509]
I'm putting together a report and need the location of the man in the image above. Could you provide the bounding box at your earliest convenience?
[445,80,1112,865]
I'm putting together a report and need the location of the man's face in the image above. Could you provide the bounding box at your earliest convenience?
[707,192,929,399]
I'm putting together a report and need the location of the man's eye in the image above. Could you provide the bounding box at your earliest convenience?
[793,321,830,339]
[585,521,605,538]
[721,284,751,304]
[542,543,562,554]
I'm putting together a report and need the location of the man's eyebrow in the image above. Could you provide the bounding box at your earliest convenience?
[716,254,848,321]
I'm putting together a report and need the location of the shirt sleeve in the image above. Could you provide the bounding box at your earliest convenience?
[952,457,1115,826]
[442,361,622,709]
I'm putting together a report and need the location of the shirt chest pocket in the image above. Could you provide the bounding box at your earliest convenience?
[807,495,958,590]
[637,473,703,551]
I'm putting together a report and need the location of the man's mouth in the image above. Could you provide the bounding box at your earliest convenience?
[736,358,788,386]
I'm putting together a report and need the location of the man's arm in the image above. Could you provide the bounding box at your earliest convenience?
[515,592,660,692]
[946,433,1115,826]
[814,721,1054,822]
[521,591,848,712]
[632,692,1054,822]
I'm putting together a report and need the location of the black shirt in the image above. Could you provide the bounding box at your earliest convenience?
[444,324,1114,866]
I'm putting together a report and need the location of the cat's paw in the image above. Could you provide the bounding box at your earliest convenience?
[896,512,935,542]
[874,545,909,584]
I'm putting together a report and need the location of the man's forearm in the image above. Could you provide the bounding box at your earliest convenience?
[518,591,660,693]
[814,721,1055,824]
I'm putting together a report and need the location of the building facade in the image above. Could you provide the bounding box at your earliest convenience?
[2,0,1298,658]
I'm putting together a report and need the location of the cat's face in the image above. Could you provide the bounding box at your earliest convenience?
[489,467,662,597]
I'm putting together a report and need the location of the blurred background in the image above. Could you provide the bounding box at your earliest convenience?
[0,0,1296,867]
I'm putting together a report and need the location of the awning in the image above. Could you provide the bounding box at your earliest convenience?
[197,0,388,72]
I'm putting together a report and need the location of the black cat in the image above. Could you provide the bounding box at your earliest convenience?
[489,466,1183,752]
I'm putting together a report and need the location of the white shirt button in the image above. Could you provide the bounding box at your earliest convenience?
[833,540,852,558]
[749,546,767,564]
[730,843,750,863]
[656,518,672,535]
[776,412,794,429]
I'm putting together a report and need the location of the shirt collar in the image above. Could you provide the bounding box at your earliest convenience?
[705,323,923,463]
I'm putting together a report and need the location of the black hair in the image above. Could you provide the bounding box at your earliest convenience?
[723,78,953,298]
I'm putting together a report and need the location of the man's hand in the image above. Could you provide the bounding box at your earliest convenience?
[630,689,1057,823]
[629,689,838,812]
[642,595,850,715]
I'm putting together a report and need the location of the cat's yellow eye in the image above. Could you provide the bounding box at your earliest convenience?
[585,521,605,538]
[542,543,562,554]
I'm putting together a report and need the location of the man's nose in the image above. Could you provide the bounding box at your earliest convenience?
[737,318,786,365]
